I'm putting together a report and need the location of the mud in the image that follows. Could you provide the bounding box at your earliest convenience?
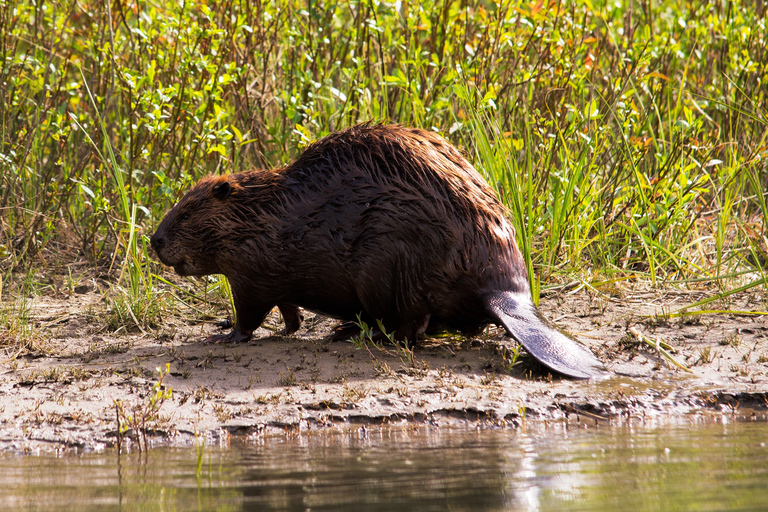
[1,284,766,453]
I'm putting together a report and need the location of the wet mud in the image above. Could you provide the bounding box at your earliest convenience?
[1,286,766,453]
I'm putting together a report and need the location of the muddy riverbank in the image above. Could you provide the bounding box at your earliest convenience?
[1,285,766,453]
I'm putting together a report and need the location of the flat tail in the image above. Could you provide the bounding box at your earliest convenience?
[484,291,607,380]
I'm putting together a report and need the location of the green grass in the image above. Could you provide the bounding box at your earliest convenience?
[0,0,766,343]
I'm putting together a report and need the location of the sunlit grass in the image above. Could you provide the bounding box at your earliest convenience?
[0,0,765,336]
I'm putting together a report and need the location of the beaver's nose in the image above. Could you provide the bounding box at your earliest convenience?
[150,232,165,252]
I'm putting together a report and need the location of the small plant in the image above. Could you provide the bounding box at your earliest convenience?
[393,335,415,366]
[0,276,39,352]
[212,403,233,423]
[254,392,282,405]
[480,372,497,386]
[627,327,692,373]
[502,344,523,372]
[348,315,379,350]
[193,385,223,404]
[341,384,369,402]
[277,366,297,387]
[114,363,173,454]
[195,427,206,478]
[105,288,163,333]
[372,359,393,377]
[244,371,263,390]
[719,333,741,348]
[349,315,414,366]
[697,347,713,365]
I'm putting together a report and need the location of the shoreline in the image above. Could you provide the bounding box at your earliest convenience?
[1,288,766,454]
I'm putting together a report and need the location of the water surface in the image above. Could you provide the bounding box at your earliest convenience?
[1,416,766,511]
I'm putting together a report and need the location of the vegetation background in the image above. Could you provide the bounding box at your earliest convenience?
[1,0,766,344]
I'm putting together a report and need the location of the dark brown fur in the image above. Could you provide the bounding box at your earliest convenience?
[151,124,604,378]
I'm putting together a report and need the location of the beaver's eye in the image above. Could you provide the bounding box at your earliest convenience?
[182,213,191,222]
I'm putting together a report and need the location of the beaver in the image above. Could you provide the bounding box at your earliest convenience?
[150,124,605,379]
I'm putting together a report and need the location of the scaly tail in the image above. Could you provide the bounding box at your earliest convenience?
[483,291,606,379]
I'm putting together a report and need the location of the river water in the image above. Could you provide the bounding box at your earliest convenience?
[1,415,766,511]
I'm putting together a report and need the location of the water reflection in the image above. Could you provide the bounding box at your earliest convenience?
[0,417,767,511]
[236,428,511,511]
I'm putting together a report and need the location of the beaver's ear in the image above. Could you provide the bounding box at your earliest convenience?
[212,180,232,200]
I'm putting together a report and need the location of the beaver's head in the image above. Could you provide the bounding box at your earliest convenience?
[150,175,241,277]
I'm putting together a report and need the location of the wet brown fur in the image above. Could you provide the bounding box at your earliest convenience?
[151,124,531,343]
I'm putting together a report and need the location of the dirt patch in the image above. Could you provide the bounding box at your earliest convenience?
[1,286,767,453]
